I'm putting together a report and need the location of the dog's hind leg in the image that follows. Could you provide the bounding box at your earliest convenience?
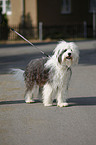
[42,83,53,106]
[25,90,35,103]
[25,85,39,103]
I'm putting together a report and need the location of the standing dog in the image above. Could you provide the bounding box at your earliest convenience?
[13,41,79,107]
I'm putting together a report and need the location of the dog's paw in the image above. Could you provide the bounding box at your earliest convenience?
[44,104,53,107]
[57,102,69,107]
[25,99,35,104]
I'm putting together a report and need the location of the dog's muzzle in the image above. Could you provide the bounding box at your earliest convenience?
[66,53,72,60]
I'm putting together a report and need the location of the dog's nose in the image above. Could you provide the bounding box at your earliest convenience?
[68,53,71,56]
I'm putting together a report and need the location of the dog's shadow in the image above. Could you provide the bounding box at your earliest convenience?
[0,96,96,106]
[67,96,96,106]
[0,100,25,105]
[0,99,42,105]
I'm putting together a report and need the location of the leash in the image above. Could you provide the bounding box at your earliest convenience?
[0,14,49,58]
[10,27,49,57]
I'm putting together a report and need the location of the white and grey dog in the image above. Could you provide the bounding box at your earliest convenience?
[13,41,79,107]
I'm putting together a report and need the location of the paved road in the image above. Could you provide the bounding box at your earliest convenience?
[0,40,96,145]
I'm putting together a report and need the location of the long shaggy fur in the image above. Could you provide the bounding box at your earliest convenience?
[12,41,79,107]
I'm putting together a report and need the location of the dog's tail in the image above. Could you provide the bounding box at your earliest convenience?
[10,69,25,84]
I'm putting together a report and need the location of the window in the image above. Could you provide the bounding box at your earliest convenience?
[61,0,71,14]
[0,0,11,15]
[89,0,96,12]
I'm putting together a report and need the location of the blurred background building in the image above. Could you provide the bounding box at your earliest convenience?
[0,0,96,40]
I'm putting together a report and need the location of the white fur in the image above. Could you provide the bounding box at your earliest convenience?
[43,41,79,107]
[25,85,39,103]
[11,41,79,107]
[11,69,24,83]
[24,85,42,104]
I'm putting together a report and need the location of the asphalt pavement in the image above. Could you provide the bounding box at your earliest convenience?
[0,40,96,145]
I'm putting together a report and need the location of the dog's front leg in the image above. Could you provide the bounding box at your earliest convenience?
[43,83,53,107]
[57,87,68,107]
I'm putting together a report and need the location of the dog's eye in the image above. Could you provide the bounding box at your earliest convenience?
[64,49,67,52]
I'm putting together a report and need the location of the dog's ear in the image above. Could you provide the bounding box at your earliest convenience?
[57,50,65,64]
[58,55,62,64]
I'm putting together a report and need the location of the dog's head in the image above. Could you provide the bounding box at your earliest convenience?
[54,41,79,67]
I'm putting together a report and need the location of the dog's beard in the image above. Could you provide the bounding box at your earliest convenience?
[61,55,73,67]
[65,59,72,67]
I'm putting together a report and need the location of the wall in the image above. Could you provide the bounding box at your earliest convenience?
[8,0,22,25]
[25,0,38,27]
[7,0,38,27]
[38,0,92,26]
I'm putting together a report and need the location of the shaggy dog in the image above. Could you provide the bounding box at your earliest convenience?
[13,41,79,107]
